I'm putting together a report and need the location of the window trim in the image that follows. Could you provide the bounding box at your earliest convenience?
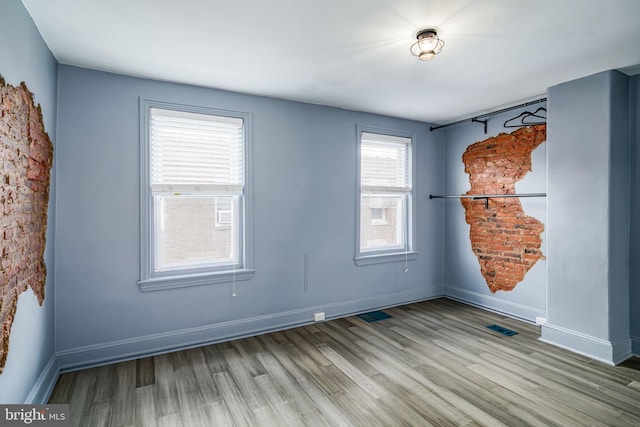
[138,99,254,291]
[354,125,418,266]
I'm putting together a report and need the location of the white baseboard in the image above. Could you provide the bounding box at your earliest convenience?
[444,285,544,323]
[57,288,440,372]
[541,322,632,365]
[24,353,59,404]
[632,336,640,356]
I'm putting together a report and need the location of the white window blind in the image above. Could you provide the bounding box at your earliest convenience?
[150,108,244,194]
[360,132,411,193]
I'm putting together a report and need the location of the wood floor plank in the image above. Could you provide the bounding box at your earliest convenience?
[67,370,96,427]
[85,401,112,427]
[348,324,421,368]
[223,347,268,410]
[281,327,332,368]
[49,299,640,426]
[537,384,631,426]
[313,322,380,377]
[157,413,183,427]
[585,358,640,382]
[251,402,282,426]
[330,388,401,426]
[152,353,180,418]
[490,383,585,427]
[393,327,507,392]
[174,364,209,427]
[254,349,318,415]
[299,408,334,427]
[345,315,412,349]
[489,351,640,422]
[615,408,640,426]
[580,383,640,418]
[281,344,344,395]
[201,399,234,427]
[477,371,609,426]
[377,393,437,426]
[109,360,137,427]
[257,333,316,382]
[134,385,157,427]
[92,364,116,403]
[183,347,220,403]
[468,362,539,392]
[48,371,76,404]
[213,370,257,427]
[200,343,229,374]
[319,364,360,395]
[253,373,306,427]
[428,384,508,427]
[135,357,155,388]
[316,345,387,399]
[229,338,267,377]
[294,377,352,427]
[413,363,533,426]
[327,391,381,425]
[369,370,472,426]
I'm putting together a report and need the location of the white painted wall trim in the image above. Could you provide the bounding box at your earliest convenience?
[444,285,544,323]
[24,353,59,404]
[631,336,640,356]
[57,289,440,372]
[541,322,632,365]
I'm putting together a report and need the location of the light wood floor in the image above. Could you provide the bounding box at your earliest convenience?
[49,298,640,426]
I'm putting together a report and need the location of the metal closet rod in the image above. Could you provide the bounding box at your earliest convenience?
[429,98,547,132]
[429,193,546,199]
[430,193,546,209]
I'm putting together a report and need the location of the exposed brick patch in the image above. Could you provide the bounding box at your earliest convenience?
[461,125,545,293]
[0,76,53,374]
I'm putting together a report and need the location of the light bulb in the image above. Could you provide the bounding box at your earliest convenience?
[419,51,436,61]
[410,29,444,61]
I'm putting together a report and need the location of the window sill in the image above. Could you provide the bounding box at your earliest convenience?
[138,269,255,292]
[354,251,418,266]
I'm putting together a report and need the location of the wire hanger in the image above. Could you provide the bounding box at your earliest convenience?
[503,107,546,128]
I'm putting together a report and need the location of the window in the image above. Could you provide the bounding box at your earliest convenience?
[355,127,417,265]
[369,207,386,225]
[139,101,254,291]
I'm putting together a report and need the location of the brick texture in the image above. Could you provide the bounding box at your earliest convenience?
[461,125,545,293]
[0,77,53,374]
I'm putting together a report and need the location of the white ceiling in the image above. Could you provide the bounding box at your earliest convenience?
[21,0,640,124]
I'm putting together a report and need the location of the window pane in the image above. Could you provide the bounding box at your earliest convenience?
[155,195,238,271]
[360,195,405,251]
[360,136,410,191]
[150,108,244,191]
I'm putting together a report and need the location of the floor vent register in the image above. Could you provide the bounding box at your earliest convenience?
[357,311,393,323]
[486,324,518,337]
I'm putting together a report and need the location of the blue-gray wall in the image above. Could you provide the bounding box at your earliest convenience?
[442,106,547,322]
[631,75,640,354]
[543,70,631,364]
[0,0,58,403]
[54,65,445,369]
[2,1,637,401]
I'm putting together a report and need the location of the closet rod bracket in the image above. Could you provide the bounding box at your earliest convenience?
[471,117,487,134]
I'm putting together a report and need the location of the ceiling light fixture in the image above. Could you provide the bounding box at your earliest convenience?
[410,29,444,61]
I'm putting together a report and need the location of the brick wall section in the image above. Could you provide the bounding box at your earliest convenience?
[0,77,53,374]
[461,125,545,293]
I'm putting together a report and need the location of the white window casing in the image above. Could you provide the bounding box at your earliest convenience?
[355,127,418,266]
[139,100,254,291]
